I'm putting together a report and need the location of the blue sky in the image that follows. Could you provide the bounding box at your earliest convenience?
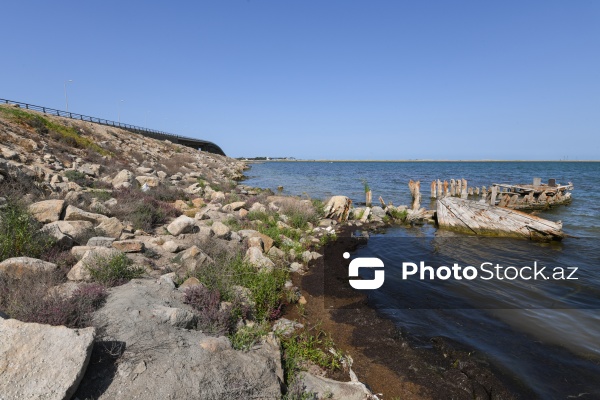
[1,1,598,159]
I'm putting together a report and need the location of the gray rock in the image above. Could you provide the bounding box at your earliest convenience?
[42,224,74,249]
[298,372,373,400]
[267,246,285,259]
[87,236,116,247]
[0,257,58,279]
[272,318,304,336]
[0,319,95,400]
[371,206,386,218]
[167,215,197,236]
[289,262,304,273]
[211,221,231,239]
[152,305,197,329]
[28,199,66,223]
[81,278,283,399]
[245,247,275,271]
[222,201,246,213]
[64,205,108,224]
[42,220,94,242]
[112,240,145,253]
[96,217,124,239]
[136,175,159,187]
[163,240,182,253]
[112,169,136,188]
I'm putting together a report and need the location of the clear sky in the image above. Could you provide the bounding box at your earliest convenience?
[1,1,598,160]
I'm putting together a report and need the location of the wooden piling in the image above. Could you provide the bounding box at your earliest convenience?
[431,180,437,199]
[489,185,498,205]
[450,179,456,196]
[461,179,468,199]
[366,190,372,208]
[443,180,448,197]
[409,180,421,211]
[437,179,443,198]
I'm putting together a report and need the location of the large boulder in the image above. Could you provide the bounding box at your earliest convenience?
[96,217,124,239]
[238,230,274,253]
[0,319,95,400]
[64,205,108,224]
[245,247,275,272]
[28,199,66,223]
[167,215,197,236]
[42,220,94,241]
[112,240,145,253]
[74,278,283,399]
[112,169,136,189]
[136,176,160,187]
[222,201,246,213]
[210,221,231,239]
[323,196,352,222]
[0,257,57,279]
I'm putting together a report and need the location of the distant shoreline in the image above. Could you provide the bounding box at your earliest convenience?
[244,159,600,163]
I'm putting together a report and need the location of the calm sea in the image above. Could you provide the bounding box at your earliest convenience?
[244,161,600,399]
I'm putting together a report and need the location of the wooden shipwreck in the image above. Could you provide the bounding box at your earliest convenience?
[488,180,573,211]
[436,197,564,241]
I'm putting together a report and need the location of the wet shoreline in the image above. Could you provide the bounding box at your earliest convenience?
[289,225,527,399]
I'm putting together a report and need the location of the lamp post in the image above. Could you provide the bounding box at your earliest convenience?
[118,100,124,123]
[64,80,73,112]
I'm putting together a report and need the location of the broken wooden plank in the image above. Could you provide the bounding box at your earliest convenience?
[436,197,564,241]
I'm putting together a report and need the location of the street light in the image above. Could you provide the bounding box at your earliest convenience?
[118,100,124,123]
[64,80,73,112]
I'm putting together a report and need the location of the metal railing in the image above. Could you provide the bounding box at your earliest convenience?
[0,97,225,155]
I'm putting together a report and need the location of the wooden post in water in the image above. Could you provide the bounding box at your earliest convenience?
[489,185,498,205]
[366,190,372,208]
[461,179,468,199]
[437,179,443,198]
[475,187,480,196]
[409,180,421,211]
[468,187,474,196]
[450,179,456,196]
[431,181,437,199]
[481,186,487,198]
[457,179,462,197]
[443,180,448,197]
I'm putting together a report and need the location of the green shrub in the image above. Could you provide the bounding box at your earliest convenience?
[85,253,144,287]
[279,326,345,384]
[0,200,54,262]
[64,170,89,186]
[388,208,408,222]
[195,248,288,322]
[229,322,270,351]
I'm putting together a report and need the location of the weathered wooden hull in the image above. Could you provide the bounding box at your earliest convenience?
[436,197,564,241]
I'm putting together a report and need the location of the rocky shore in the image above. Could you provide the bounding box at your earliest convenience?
[0,104,518,399]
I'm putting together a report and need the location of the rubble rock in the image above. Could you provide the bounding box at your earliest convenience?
[96,217,124,239]
[112,240,145,253]
[167,215,197,236]
[211,221,231,239]
[0,257,57,279]
[64,205,108,224]
[0,319,95,400]
[28,199,66,223]
[245,247,275,271]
